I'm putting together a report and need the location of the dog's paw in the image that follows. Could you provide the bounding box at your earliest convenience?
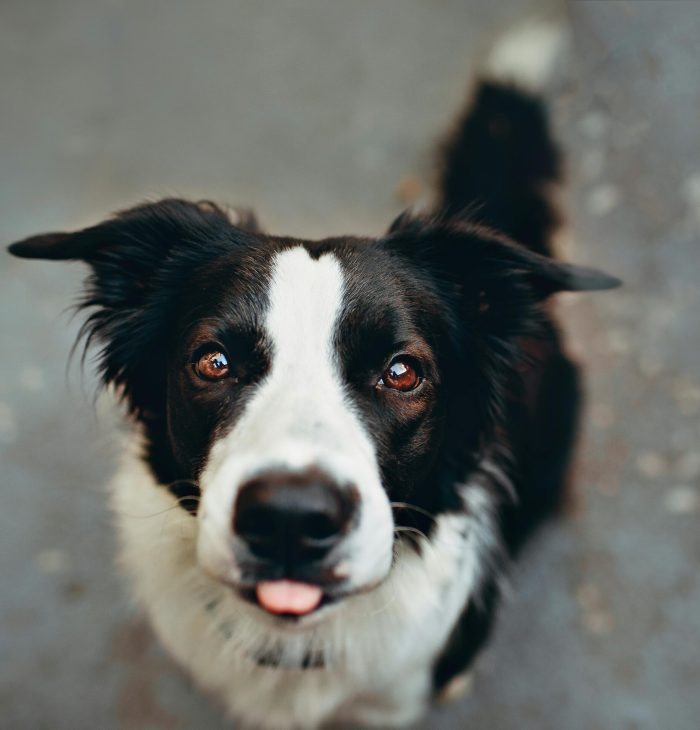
[436,671,474,705]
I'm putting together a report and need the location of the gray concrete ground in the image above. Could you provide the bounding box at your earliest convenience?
[1,1,699,728]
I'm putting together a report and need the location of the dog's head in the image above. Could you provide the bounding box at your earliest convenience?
[8,199,618,620]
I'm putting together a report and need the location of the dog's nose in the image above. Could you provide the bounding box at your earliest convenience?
[233,470,357,565]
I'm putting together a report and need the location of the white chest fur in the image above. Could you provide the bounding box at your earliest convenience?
[110,436,497,729]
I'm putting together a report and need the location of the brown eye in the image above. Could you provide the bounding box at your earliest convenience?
[194,350,230,381]
[379,359,422,392]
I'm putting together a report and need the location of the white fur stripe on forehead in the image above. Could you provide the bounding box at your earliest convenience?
[255,245,380,474]
[266,246,344,369]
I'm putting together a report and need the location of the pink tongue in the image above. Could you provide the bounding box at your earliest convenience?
[256,580,323,615]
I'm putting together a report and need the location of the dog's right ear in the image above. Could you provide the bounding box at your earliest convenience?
[7,198,256,415]
[8,198,257,262]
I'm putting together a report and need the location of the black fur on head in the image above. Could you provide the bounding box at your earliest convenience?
[384,211,619,434]
[8,200,619,529]
[9,199,261,419]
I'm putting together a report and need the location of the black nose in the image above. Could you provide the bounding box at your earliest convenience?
[233,469,357,565]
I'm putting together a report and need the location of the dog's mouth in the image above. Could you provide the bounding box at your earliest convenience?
[253,580,324,616]
[237,577,378,621]
[238,580,342,620]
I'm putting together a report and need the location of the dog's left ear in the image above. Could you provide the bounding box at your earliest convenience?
[385,214,620,429]
[7,198,254,415]
[385,214,621,301]
[476,233,621,298]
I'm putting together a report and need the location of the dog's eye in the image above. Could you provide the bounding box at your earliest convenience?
[194,349,230,381]
[378,358,422,392]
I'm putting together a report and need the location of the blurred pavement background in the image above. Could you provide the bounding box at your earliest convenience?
[1,1,699,728]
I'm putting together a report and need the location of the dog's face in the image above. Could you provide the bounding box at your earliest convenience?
[173,240,448,615]
[8,199,618,620]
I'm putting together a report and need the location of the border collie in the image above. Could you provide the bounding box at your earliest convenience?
[8,23,619,730]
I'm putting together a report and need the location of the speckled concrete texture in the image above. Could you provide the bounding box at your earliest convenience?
[1,2,698,728]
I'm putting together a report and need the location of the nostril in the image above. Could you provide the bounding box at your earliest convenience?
[302,511,341,543]
[233,470,357,563]
[235,505,275,543]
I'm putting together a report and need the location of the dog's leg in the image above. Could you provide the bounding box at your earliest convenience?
[436,670,474,705]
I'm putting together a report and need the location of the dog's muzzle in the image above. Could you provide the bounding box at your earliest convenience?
[231,468,360,616]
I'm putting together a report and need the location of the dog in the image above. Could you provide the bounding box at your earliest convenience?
[7,23,619,730]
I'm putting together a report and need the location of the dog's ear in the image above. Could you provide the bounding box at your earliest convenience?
[8,198,254,261]
[384,217,620,422]
[385,216,620,344]
[7,198,250,415]
[474,235,621,297]
[384,215,620,305]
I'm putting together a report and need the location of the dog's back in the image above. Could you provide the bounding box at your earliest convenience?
[431,23,591,692]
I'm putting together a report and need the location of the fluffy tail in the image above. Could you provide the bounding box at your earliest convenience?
[437,20,568,257]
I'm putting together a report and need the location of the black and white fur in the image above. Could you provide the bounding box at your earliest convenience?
[8,23,619,730]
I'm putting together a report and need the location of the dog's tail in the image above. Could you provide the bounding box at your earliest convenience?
[437,20,568,257]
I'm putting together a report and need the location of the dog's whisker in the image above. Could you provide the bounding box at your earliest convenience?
[111,492,201,520]
[363,586,399,618]
[112,504,183,519]
[393,525,430,542]
[389,501,438,523]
